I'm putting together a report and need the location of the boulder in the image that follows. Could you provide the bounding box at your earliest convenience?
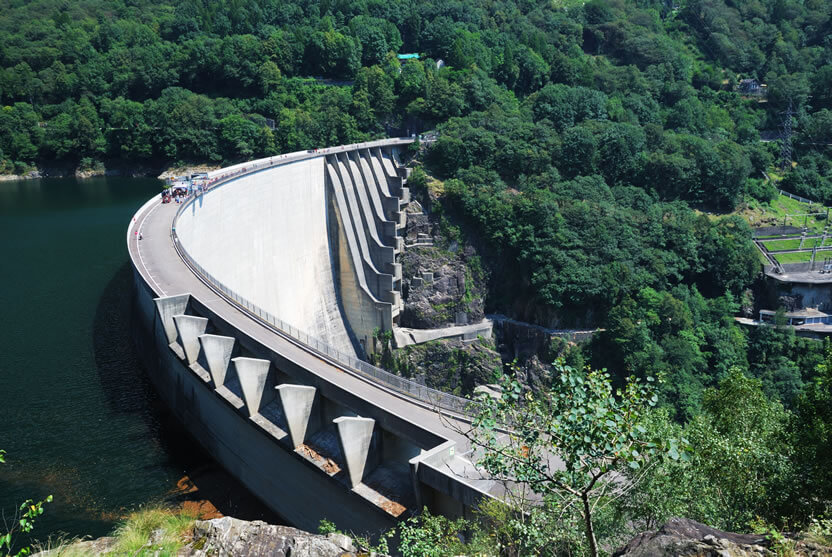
[182,516,361,557]
[614,517,832,557]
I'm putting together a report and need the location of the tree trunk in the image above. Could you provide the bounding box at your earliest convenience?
[582,492,599,557]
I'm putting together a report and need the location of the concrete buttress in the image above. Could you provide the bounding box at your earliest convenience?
[275,384,317,448]
[233,357,273,416]
[173,315,209,364]
[198,334,236,386]
[334,416,376,488]
[153,294,190,344]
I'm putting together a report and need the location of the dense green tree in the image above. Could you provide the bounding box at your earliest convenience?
[467,362,683,557]
[791,345,832,517]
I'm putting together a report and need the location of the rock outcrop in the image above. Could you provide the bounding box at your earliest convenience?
[391,337,502,396]
[614,517,832,557]
[182,517,363,557]
[399,199,486,330]
[400,246,485,329]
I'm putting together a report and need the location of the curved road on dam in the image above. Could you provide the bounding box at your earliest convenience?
[128,150,480,468]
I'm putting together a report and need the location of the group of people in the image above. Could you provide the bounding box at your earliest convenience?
[161,182,208,204]
[161,186,189,204]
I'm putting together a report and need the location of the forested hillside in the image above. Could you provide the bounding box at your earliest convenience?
[3,0,832,550]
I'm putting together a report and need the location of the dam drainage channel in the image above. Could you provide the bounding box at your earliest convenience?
[168,150,478,420]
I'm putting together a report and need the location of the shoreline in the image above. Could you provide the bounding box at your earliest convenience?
[0,163,222,182]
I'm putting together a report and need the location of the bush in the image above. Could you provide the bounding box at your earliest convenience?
[746,178,778,202]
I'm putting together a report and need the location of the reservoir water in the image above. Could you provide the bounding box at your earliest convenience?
[0,177,276,548]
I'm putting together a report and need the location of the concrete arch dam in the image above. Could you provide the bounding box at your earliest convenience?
[128,139,500,535]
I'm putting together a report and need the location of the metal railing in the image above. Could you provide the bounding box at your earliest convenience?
[170,141,477,417]
[779,189,819,206]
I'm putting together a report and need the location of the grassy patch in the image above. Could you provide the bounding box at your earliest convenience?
[109,507,196,555]
[774,251,815,264]
[737,194,828,233]
[762,237,829,251]
[762,238,803,251]
[40,507,197,557]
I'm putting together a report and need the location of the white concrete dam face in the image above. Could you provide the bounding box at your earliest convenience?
[175,158,356,356]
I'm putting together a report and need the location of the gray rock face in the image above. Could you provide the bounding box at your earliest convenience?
[401,248,485,329]
[614,518,769,556]
[183,517,359,557]
[403,208,432,242]
[393,337,502,396]
[614,517,832,557]
[778,294,804,311]
[400,200,486,330]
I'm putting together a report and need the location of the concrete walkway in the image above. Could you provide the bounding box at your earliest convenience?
[393,320,493,348]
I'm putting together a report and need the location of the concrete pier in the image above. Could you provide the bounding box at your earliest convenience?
[276,384,318,448]
[233,357,273,416]
[173,315,208,364]
[154,294,190,344]
[198,334,236,386]
[334,416,377,488]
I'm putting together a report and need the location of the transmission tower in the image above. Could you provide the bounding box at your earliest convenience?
[779,99,796,172]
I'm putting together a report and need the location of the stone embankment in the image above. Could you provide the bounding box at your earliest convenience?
[0,169,42,181]
[0,163,219,182]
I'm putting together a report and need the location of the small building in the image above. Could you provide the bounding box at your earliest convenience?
[759,307,832,326]
[397,53,420,60]
[738,78,767,96]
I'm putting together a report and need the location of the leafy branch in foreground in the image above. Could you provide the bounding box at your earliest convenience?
[1,450,53,557]
[465,361,687,557]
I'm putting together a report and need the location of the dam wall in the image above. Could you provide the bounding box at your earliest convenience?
[175,145,407,357]
[175,157,359,356]
[128,139,500,537]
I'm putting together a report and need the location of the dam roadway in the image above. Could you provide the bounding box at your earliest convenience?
[127,139,500,534]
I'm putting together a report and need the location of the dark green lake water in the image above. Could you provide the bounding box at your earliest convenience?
[0,177,276,549]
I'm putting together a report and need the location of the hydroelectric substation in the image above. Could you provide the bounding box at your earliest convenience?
[127,139,501,534]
